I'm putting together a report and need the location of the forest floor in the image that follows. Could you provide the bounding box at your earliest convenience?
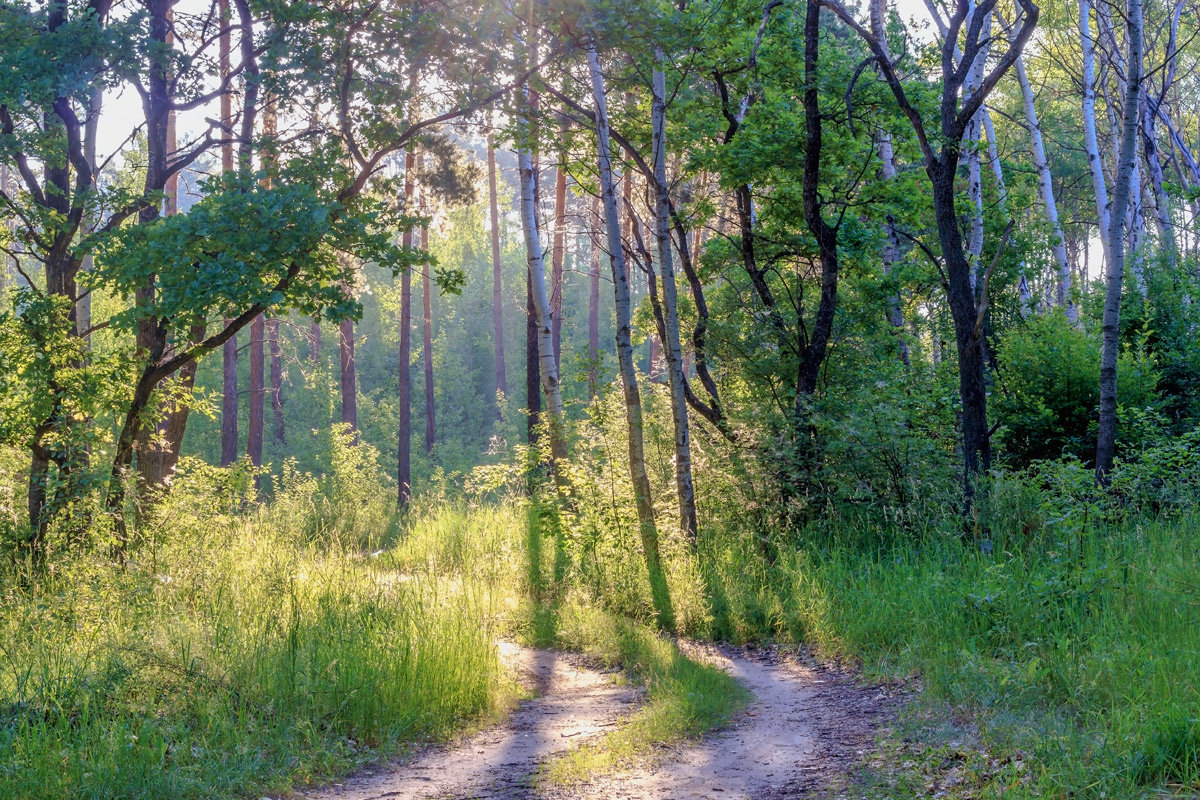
[301,640,897,800]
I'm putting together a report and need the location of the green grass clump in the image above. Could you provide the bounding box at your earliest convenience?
[694,512,1200,798]
[0,508,512,800]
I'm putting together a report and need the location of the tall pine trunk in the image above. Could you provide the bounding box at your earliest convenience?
[588,194,602,400]
[550,162,567,368]
[398,146,415,505]
[421,211,435,453]
[219,0,238,466]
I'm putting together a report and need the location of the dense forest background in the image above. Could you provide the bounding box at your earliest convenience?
[1,0,1199,797]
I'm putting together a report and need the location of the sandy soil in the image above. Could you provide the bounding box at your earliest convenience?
[303,641,894,800]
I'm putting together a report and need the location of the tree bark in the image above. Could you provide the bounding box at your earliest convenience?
[268,316,285,445]
[518,109,568,468]
[588,39,673,631]
[1014,55,1076,320]
[398,146,415,505]
[551,161,567,368]
[487,122,507,406]
[421,210,435,454]
[247,313,265,467]
[1096,0,1144,480]
[339,316,357,431]
[219,0,238,466]
[870,0,910,366]
[588,193,602,400]
[650,55,698,542]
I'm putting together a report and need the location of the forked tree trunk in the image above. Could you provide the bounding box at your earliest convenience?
[588,39,673,631]
[650,56,698,542]
[1096,0,1144,481]
[487,122,507,406]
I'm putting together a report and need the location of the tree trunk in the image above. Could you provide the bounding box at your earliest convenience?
[1097,0,1144,480]
[398,146,415,506]
[526,269,541,444]
[247,313,265,467]
[588,39,673,631]
[518,115,568,467]
[268,316,285,445]
[219,0,238,466]
[551,162,567,368]
[487,123,507,406]
[421,215,435,453]
[588,193,602,400]
[870,0,910,366]
[309,320,320,364]
[1014,55,1076,320]
[339,316,357,431]
[650,56,698,542]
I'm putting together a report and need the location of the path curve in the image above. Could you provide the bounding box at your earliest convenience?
[305,642,894,800]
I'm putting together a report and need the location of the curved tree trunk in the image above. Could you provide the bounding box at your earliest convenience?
[588,39,673,632]
[651,55,698,543]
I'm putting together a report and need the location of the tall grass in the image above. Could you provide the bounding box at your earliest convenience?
[695,507,1200,798]
[0,479,510,799]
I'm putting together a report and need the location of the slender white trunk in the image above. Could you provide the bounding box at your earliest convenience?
[871,0,909,365]
[517,124,567,449]
[1080,0,1113,269]
[963,4,991,292]
[651,56,698,542]
[1014,55,1075,320]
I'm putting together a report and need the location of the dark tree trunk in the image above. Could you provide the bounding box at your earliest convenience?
[218,0,238,466]
[1096,0,1144,480]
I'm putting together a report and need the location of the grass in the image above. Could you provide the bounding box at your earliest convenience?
[696,508,1200,799]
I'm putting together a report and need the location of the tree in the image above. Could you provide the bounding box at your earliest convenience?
[1096,0,1144,481]
[822,0,1040,513]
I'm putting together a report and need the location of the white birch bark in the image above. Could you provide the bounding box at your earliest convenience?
[1080,0,1113,269]
[651,56,698,541]
[871,0,910,365]
[1014,55,1076,320]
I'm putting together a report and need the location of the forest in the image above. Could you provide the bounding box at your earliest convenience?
[0,0,1198,796]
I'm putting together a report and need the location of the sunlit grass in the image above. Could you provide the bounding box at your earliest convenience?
[0,505,514,800]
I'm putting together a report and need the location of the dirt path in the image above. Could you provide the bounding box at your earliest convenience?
[304,642,894,800]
